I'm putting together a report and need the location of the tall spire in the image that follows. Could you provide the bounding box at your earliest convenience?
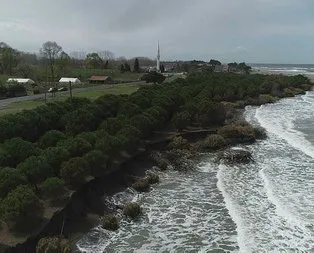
[157,41,160,72]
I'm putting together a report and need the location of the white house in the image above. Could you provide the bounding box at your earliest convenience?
[7,78,35,85]
[59,77,81,84]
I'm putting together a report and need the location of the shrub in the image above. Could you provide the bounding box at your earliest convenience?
[283,88,294,97]
[60,157,90,185]
[132,178,150,192]
[102,214,119,231]
[150,152,169,170]
[259,94,277,104]
[218,124,255,143]
[201,134,227,150]
[147,173,160,184]
[41,177,65,198]
[36,237,71,253]
[0,168,28,198]
[123,202,142,219]
[222,102,237,121]
[38,130,67,149]
[254,126,267,139]
[198,102,226,127]
[168,136,188,150]
[2,185,43,230]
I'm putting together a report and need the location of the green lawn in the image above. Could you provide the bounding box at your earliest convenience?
[0,84,141,116]
[0,100,45,115]
[0,74,180,116]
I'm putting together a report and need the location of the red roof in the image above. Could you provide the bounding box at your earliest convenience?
[89,75,111,81]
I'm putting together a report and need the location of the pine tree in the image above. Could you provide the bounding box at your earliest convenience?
[124,63,131,72]
[133,58,140,72]
[120,64,125,73]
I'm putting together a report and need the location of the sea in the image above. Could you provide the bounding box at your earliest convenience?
[75,65,314,253]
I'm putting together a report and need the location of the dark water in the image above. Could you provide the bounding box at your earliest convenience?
[76,91,314,252]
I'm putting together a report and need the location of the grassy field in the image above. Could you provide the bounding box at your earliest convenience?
[0,84,141,116]
[0,73,183,116]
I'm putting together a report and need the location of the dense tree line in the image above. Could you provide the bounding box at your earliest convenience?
[0,41,158,85]
[0,71,311,231]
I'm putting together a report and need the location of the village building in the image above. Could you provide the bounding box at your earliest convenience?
[214,64,229,72]
[59,77,81,84]
[7,78,35,85]
[88,75,113,85]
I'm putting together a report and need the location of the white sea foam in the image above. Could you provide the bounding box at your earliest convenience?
[255,98,314,159]
[77,94,314,252]
[76,165,239,252]
[217,164,252,253]
[259,168,307,228]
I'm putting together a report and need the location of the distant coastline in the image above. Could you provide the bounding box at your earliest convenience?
[249,63,314,81]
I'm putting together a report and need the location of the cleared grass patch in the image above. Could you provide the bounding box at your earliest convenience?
[0,84,140,116]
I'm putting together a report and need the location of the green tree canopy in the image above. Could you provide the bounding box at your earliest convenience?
[58,137,92,157]
[41,147,71,176]
[84,150,108,177]
[40,41,62,82]
[60,157,90,185]
[0,168,28,198]
[1,185,43,230]
[41,177,65,198]
[0,137,40,167]
[86,52,103,69]
[38,130,67,149]
[17,156,52,189]
[172,111,191,131]
[141,71,166,84]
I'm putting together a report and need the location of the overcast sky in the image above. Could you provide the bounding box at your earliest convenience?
[1,0,313,63]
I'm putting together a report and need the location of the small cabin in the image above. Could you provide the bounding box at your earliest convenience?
[88,76,112,85]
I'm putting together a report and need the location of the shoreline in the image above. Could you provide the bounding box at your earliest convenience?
[2,76,313,253]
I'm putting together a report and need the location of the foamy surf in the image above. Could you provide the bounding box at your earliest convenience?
[76,92,314,253]
[76,161,239,252]
[255,96,314,159]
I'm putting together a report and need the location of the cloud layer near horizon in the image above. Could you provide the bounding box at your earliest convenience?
[1,0,313,63]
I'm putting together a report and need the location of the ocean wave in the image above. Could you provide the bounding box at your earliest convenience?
[255,98,314,159]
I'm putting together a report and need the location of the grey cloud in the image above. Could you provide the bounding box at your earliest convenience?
[0,0,313,63]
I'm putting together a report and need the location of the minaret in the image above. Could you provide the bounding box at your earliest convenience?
[156,41,160,72]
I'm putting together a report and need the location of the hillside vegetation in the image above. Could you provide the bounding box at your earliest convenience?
[0,71,311,237]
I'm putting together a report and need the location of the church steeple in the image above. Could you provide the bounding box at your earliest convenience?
[157,41,160,72]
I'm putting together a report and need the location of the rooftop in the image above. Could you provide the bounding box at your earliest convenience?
[89,76,111,81]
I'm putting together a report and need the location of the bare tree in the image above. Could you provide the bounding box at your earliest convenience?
[98,50,115,60]
[40,41,62,82]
